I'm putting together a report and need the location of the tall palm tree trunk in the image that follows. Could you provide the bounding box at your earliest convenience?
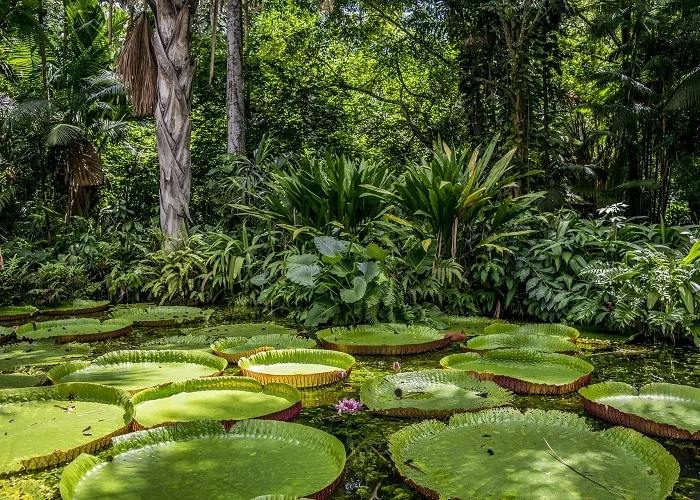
[153,1,198,249]
[226,0,245,154]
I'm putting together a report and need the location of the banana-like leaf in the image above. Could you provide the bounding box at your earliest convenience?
[60,419,346,500]
[361,369,513,418]
[389,408,679,500]
[317,324,450,356]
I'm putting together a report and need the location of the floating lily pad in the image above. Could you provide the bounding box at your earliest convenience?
[388,408,679,500]
[0,342,91,370]
[0,383,133,474]
[47,350,227,394]
[239,349,354,388]
[580,382,700,440]
[444,316,508,336]
[0,370,45,389]
[0,327,13,344]
[197,323,298,338]
[140,335,213,352]
[440,349,593,394]
[463,333,577,355]
[110,306,212,327]
[317,324,450,355]
[211,335,316,363]
[131,376,302,430]
[60,419,346,500]
[483,323,580,339]
[0,306,38,322]
[16,319,133,343]
[40,300,111,317]
[361,369,513,418]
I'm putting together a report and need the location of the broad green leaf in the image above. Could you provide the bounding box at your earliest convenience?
[340,277,367,304]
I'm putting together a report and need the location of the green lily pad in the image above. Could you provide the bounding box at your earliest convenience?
[47,350,227,394]
[580,382,700,440]
[317,324,450,355]
[463,333,577,354]
[440,349,594,394]
[110,306,212,327]
[60,419,346,500]
[140,335,213,352]
[196,323,298,338]
[40,300,111,317]
[0,306,38,322]
[211,334,316,363]
[131,376,302,430]
[361,369,513,418]
[16,319,133,343]
[389,408,679,500]
[0,370,45,389]
[444,316,508,336]
[0,383,133,474]
[0,342,91,370]
[239,349,354,388]
[0,327,13,344]
[483,323,580,339]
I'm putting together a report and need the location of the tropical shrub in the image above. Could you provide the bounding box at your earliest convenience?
[27,262,98,305]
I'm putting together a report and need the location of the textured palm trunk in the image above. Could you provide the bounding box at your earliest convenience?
[226,0,245,154]
[153,0,198,250]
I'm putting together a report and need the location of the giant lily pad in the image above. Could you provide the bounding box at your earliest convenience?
[211,334,316,363]
[361,369,513,419]
[440,349,593,394]
[140,335,213,352]
[483,323,580,340]
[317,324,450,355]
[579,382,700,440]
[110,306,212,327]
[0,342,91,370]
[40,300,111,317]
[388,408,679,500]
[131,376,302,430]
[197,323,298,338]
[0,306,38,322]
[16,319,133,343]
[444,316,508,336]
[463,333,577,355]
[60,419,346,500]
[239,349,354,388]
[0,327,13,344]
[0,383,133,474]
[47,350,227,394]
[0,369,45,389]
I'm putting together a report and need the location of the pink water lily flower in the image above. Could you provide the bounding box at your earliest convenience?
[335,398,363,414]
[392,361,401,372]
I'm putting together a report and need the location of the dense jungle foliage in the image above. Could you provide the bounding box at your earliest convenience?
[1,0,700,341]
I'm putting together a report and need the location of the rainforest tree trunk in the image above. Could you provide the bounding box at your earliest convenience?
[226,0,245,154]
[152,0,198,250]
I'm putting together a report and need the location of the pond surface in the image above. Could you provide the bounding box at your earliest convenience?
[1,309,698,500]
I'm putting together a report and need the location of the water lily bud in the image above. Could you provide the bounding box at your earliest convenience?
[392,361,401,372]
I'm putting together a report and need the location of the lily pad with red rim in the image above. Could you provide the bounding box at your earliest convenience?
[131,376,302,430]
[317,324,450,355]
[196,323,298,338]
[47,349,227,394]
[16,319,133,343]
[0,382,133,474]
[39,300,111,317]
[59,419,346,500]
[110,306,212,327]
[440,348,593,394]
[0,306,39,322]
[140,335,213,352]
[483,323,580,340]
[463,333,577,355]
[211,334,316,363]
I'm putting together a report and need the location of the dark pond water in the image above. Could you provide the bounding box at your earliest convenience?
[1,309,698,500]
